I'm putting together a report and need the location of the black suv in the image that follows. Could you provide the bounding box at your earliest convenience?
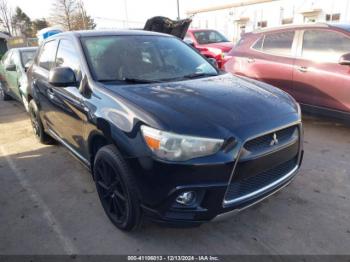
[27,30,303,231]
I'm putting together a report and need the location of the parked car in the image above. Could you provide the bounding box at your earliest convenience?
[0,47,37,111]
[224,23,350,120]
[27,30,303,231]
[184,29,234,69]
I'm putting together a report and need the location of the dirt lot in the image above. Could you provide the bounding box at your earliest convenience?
[0,99,349,255]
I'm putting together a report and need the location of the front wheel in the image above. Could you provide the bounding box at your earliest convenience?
[94,145,142,231]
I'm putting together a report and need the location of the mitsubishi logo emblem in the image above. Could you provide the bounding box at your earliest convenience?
[270,133,279,146]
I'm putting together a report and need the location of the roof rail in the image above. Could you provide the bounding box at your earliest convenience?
[252,22,330,33]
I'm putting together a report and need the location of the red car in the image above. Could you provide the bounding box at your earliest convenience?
[224,23,350,120]
[184,29,234,69]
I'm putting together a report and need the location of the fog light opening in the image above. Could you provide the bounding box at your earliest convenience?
[176,191,196,206]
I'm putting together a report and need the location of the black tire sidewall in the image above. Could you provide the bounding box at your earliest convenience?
[94,145,141,231]
[28,100,48,143]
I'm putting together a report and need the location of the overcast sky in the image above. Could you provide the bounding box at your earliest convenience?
[8,0,234,28]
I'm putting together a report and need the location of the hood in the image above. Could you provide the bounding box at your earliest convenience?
[103,74,299,140]
[144,16,192,39]
[201,42,234,52]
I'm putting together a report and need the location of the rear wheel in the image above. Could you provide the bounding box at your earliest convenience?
[0,85,11,101]
[28,100,54,144]
[94,145,142,231]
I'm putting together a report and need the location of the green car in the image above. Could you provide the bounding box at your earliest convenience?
[0,47,37,111]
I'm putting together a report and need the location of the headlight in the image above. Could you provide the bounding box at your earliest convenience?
[141,126,224,161]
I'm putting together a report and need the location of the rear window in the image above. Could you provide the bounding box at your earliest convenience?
[193,30,229,44]
[20,50,36,67]
[252,31,295,56]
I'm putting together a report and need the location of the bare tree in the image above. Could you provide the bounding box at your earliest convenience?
[77,0,86,29]
[51,0,77,30]
[0,0,12,35]
[72,0,96,30]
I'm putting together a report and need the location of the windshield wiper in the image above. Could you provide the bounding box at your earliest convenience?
[123,78,163,84]
[98,78,163,84]
[182,72,218,79]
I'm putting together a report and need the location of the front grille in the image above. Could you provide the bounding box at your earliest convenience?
[225,157,297,202]
[224,125,300,205]
[244,126,298,153]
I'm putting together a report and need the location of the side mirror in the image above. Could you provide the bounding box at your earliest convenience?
[49,67,77,87]
[24,61,32,72]
[184,38,194,46]
[5,64,16,71]
[207,58,218,68]
[339,53,350,65]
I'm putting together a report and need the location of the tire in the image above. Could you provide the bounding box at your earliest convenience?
[28,99,54,144]
[94,144,142,231]
[0,86,11,101]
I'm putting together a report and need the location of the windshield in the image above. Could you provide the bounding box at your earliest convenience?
[20,50,36,67]
[81,35,218,83]
[193,30,229,44]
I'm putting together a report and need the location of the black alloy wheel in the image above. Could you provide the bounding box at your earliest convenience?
[94,145,141,231]
[29,103,40,137]
[28,100,53,144]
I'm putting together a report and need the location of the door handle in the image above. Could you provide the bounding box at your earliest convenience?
[297,66,308,73]
[47,88,55,99]
[247,58,255,64]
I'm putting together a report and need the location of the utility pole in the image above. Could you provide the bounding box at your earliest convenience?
[177,0,180,20]
[124,0,129,28]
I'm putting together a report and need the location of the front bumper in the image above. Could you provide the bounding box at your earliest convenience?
[142,153,302,226]
[130,122,304,226]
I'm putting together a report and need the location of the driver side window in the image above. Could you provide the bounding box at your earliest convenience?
[55,39,81,79]
[38,40,58,70]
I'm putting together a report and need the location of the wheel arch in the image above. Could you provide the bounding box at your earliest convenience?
[88,118,131,170]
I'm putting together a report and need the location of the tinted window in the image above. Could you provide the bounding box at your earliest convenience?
[20,50,36,67]
[56,39,80,75]
[81,35,217,82]
[262,31,295,55]
[193,30,229,44]
[38,40,57,70]
[302,30,350,62]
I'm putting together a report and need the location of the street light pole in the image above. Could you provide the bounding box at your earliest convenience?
[124,0,129,28]
[177,0,180,20]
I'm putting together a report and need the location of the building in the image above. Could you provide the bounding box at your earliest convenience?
[187,0,350,43]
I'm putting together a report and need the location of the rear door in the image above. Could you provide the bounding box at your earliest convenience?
[1,50,20,99]
[0,50,12,92]
[6,51,21,100]
[31,39,59,130]
[293,29,350,112]
[232,30,297,97]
